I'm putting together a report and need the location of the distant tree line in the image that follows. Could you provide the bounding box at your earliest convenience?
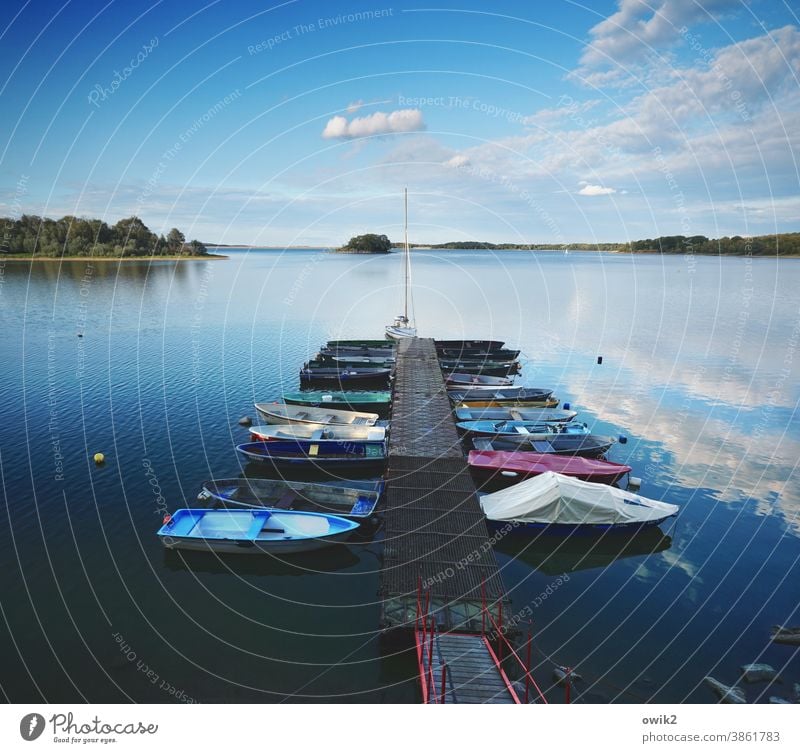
[0,215,208,257]
[387,233,800,256]
[623,233,800,256]
[337,233,392,253]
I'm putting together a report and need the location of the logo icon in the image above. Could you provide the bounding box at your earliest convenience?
[20,714,45,742]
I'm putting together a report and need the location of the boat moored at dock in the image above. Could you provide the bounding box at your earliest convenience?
[479,472,678,534]
[249,423,387,443]
[283,390,391,413]
[236,439,387,475]
[199,477,383,518]
[454,407,578,423]
[469,450,633,488]
[157,508,359,554]
[254,403,384,426]
[472,433,615,458]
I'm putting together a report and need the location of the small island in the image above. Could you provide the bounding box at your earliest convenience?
[0,215,218,259]
[336,233,392,254]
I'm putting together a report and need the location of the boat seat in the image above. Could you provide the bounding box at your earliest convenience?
[274,490,296,509]
[514,426,530,434]
[310,429,324,440]
[320,414,334,424]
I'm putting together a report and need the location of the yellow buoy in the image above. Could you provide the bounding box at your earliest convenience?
[93,453,105,465]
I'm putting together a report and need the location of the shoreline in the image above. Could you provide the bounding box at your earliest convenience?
[0,254,228,261]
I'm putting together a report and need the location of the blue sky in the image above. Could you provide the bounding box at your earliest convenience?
[1,0,798,244]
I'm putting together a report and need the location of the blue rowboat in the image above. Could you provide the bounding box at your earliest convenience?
[454,407,578,423]
[472,434,615,458]
[157,508,359,554]
[456,420,590,439]
[236,439,387,475]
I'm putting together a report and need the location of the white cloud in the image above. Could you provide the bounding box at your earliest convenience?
[444,153,470,168]
[579,0,742,68]
[578,183,617,196]
[321,108,425,139]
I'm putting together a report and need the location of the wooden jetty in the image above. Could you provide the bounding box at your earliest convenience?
[378,338,549,704]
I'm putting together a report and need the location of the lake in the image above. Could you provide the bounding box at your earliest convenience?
[1,248,798,703]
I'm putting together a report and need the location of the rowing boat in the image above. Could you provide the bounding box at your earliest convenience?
[448,388,553,405]
[249,424,387,443]
[254,403,383,426]
[157,508,359,554]
[445,373,514,388]
[283,390,391,412]
[472,434,615,458]
[236,439,387,475]
[454,407,578,423]
[456,420,589,439]
[199,478,383,518]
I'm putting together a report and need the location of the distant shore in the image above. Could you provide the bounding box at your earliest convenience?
[0,254,228,261]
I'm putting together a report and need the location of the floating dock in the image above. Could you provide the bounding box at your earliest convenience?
[378,338,507,632]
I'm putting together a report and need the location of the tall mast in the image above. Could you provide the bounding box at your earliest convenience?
[403,187,409,320]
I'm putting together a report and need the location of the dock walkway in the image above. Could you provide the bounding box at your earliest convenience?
[378,337,506,631]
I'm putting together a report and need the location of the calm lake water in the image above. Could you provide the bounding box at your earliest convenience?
[1,248,798,703]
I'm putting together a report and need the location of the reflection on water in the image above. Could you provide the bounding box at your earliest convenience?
[162,544,362,577]
[495,529,673,577]
[2,250,799,703]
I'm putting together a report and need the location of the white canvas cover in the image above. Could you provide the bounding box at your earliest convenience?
[480,472,679,525]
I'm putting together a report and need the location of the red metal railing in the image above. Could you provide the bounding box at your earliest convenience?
[480,582,550,704]
[414,580,448,703]
[415,579,573,704]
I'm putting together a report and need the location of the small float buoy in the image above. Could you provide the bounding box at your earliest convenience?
[93,452,105,465]
[627,476,642,490]
[597,356,603,364]
[77,333,83,338]
[238,416,252,426]
[162,514,172,525]
[618,434,627,444]
[563,403,570,411]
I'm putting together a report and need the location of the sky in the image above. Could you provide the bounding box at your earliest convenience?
[0,0,798,245]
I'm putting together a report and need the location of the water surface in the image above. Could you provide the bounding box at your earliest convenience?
[1,248,798,703]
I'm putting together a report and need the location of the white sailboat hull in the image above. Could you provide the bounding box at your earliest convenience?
[385,325,417,340]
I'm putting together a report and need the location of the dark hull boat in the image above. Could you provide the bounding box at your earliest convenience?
[284,390,391,413]
[469,450,632,489]
[299,364,393,383]
[199,477,383,518]
[434,339,505,351]
[439,360,520,377]
[438,348,520,360]
[326,339,395,349]
[445,372,514,387]
[448,387,553,404]
[472,434,615,458]
[236,439,387,476]
[318,346,397,359]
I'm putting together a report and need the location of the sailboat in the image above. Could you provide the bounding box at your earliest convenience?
[385,188,417,340]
